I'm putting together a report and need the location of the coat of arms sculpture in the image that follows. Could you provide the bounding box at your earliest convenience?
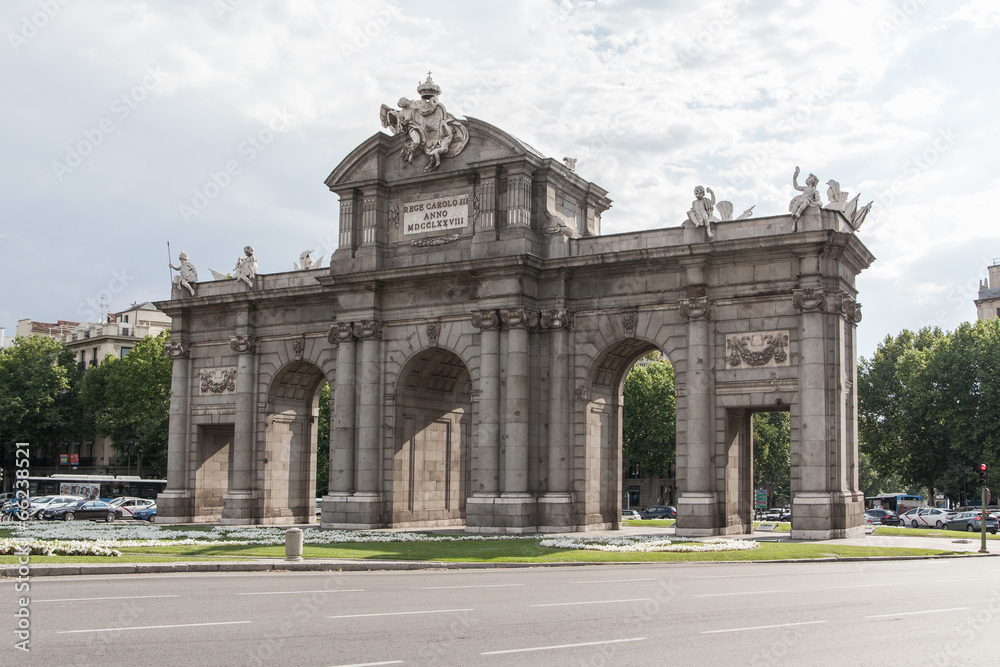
[380,73,470,172]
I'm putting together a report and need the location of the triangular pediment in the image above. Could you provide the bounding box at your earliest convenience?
[325,117,546,191]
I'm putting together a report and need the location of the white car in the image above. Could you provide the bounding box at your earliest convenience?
[899,507,951,529]
[109,497,157,518]
[28,495,86,519]
[622,509,642,520]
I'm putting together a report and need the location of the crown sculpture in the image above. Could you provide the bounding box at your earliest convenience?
[380,73,470,172]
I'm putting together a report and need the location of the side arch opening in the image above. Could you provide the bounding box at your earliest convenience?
[262,360,328,524]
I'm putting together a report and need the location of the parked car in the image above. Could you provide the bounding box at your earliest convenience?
[899,507,951,528]
[42,500,122,522]
[943,511,998,534]
[621,509,642,520]
[761,508,791,522]
[132,504,157,522]
[640,505,676,519]
[28,495,86,519]
[109,497,156,518]
[865,508,901,526]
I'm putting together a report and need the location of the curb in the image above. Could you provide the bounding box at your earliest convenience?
[1,551,995,578]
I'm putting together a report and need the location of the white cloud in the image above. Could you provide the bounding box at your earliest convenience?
[0,0,996,358]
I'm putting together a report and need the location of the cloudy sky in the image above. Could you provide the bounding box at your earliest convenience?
[2,0,998,359]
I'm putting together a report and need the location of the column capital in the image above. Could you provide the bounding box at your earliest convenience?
[540,309,571,330]
[328,321,355,345]
[164,341,190,359]
[472,308,501,331]
[229,335,258,354]
[353,319,384,340]
[499,306,539,329]
[680,296,712,321]
[829,291,863,324]
[792,288,827,313]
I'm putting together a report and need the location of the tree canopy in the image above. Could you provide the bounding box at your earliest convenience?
[622,357,676,477]
[859,319,1000,505]
[753,411,790,507]
[80,331,172,477]
[0,335,87,480]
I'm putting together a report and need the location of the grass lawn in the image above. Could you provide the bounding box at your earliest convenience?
[0,538,964,565]
[625,519,791,533]
[873,526,998,540]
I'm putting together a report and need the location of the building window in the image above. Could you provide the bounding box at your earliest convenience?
[123,315,129,323]
[120,347,132,358]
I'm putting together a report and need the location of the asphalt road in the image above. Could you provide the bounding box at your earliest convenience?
[4,558,997,666]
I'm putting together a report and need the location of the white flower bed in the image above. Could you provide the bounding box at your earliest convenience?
[6,523,757,556]
[0,538,121,557]
[538,535,759,553]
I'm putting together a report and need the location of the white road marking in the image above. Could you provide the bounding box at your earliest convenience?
[824,583,905,590]
[482,637,646,655]
[59,620,251,634]
[866,607,970,619]
[415,584,524,590]
[329,662,403,667]
[531,598,649,608]
[570,578,658,584]
[327,608,473,619]
[702,620,827,634]
[34,595,180,603]
[692,573,774,579]
[239,589,363,595]
[695,589,790,598]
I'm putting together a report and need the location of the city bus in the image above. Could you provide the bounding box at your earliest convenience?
[26,475,167,501]
[865,493,922,515]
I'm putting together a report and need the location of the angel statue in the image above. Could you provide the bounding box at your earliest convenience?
[169,251,198,297]
[294,250,323,271]
[233,245,258,288]
[687,185,718,237]
[380,73,470,172]
[788,166,822,231]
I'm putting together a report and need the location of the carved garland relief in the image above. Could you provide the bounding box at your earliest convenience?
[725,331,791,369]
[199,367,237,394]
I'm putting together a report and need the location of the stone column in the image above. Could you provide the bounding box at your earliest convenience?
[497,306,537,532]
[353,320,383,495]
[675,270,718,537]
[539,309,573,531]
[158,340,192,522]
[472,310,500,495]
[466,309,501,531]
[222,334,257,525]
[500,307,532,494]
[328,322,356,494]
[791,286,830,537]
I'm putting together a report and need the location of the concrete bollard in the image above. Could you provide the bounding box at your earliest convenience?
[284,527,304,561]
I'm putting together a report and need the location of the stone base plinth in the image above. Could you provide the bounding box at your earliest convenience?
[537,493,575,533]
[674,492,721,537]
[221,491,257,525]
[790,491,865,540]
[320,493,384,529]
[154,490,192,524]
[464,494,537,533]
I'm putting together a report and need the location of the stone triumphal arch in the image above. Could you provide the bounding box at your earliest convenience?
[157,77,873,539]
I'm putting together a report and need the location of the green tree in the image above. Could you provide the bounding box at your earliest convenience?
[859,321,1000,505]
[622,357,676,477]
[81,331,172,477]
[0,336,87,484]
[316,383,330,496]
[753,411,790,507]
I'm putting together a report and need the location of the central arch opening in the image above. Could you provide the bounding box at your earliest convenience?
[391,347,472,528]
[588,339,677,528]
